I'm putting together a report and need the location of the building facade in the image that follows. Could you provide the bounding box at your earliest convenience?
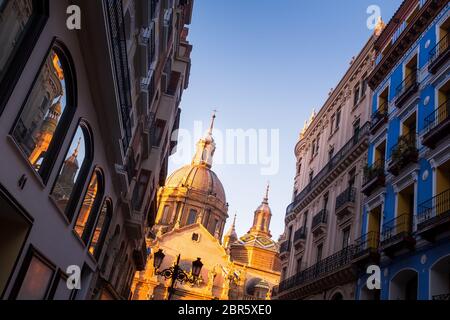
[274,32,377,300]
[357,0,449,300]
[0,0,193,300]
[131,117,280,300]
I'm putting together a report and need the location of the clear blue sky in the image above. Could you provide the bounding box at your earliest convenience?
[169,0,402,240]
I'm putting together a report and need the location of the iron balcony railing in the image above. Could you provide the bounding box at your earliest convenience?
[423,98,450,134]
[277,245,355,293]
[417,188,450,227]
[294,226,308,243]
[353,231,380,259]
[371,102,388,128]
[363,159,385,185]
[389,133,418,164]
[380,213,412,244]
[105,0,133,153]
[429,32,449,66]
[395,70,418,98]
[312,209,328,230]
[286,122,370,216]
[335,187,356,212]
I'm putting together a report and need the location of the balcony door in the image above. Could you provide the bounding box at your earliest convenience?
[396,184,414,234]
[436,159,450,216]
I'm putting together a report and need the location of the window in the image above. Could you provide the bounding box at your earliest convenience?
[11,247,55,300]
[311,140,316,159]
[209,218,219,235]
[161,205,170,224]
[353,84,361,106]
[203,209,211,228]
[323,193,329,210]
[296,161,302,175]
[51,123,93,220]
[0,0,49,115]
[316,244,323,263]
[187,209,197,225]
[316,135,320,154]
[342,227,351,249]
[296,258,303,273]
[74,169,104,244]
[309,170,314,183]
[361,74,368,96]
[153,119,166,147]
[330,114,336,136]
[335,109,341,130]
[282,267,287,281]
[89,198,112,259]
[132,170,151,211]
[303,211,308,228]
[11,44,76,181]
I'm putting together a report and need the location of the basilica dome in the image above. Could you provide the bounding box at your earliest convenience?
[165,164,226,205]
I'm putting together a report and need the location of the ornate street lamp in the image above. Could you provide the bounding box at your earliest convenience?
[153,249,204,300]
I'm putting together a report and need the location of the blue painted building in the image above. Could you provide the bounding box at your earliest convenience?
[357,0,450,300]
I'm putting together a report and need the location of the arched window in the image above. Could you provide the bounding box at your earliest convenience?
[11,41,77,181]
[74,168,105,244]
[187,209,197,225]
[50,121,93,220]
[0,0,49,114]
[89,198,113,259]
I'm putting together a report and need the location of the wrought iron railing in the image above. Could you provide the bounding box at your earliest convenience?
[417,188,450,227]
[312,209,328,230]
[335,187,356,211]
[389,133,417,164]
[105,0,133,153]
[277,245,355,293]
[286,122,369,216]
[395,70,418,98]
[363,159,385,184]
[429,32,449,65]
[371,102,388,127]
[294,226,308,243]
[380,213,412,244]
[353,231,379,258]
[423,98,450,134]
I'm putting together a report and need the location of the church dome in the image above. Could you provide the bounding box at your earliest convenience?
[165,164,226,204]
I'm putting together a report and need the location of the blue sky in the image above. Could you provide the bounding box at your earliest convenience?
[169,0,403,240]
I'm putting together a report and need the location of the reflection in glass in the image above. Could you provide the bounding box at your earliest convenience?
[16,255,54,300]
[89,200,112,257]
[0,0,33,80]
[51,127,86,214]
[74,172,99,240]
[12,49,67,174]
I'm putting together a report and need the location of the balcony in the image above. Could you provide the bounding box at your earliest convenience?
[125,210,145,240]
[352,232,380,268]
[335,187,356,221]
[429,32,449,74]
[370,103,388,134]
[279,241,290,261]
[286,122,369,217]
[362,159,386,196]
[275,246,356,299]
[395,72,418,109]
[422,99,450,149]
[311,210,328,237]
[293,227,307,252]
[380,213,415,257]
[416,188,450,241]
[387,134,418,176]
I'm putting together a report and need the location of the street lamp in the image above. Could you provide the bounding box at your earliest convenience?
[153,249,204,300]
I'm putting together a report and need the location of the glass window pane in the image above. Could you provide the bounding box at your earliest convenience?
[75,172,99,240]
[51,127,86,214]
[0,0,33,80]
[89,200,111,256]
[16,255,54,300]
[12,49,68,174]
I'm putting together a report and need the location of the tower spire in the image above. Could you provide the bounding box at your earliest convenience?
[263,182,270,203]
[73,137,81,158]
[208,110,217,135]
